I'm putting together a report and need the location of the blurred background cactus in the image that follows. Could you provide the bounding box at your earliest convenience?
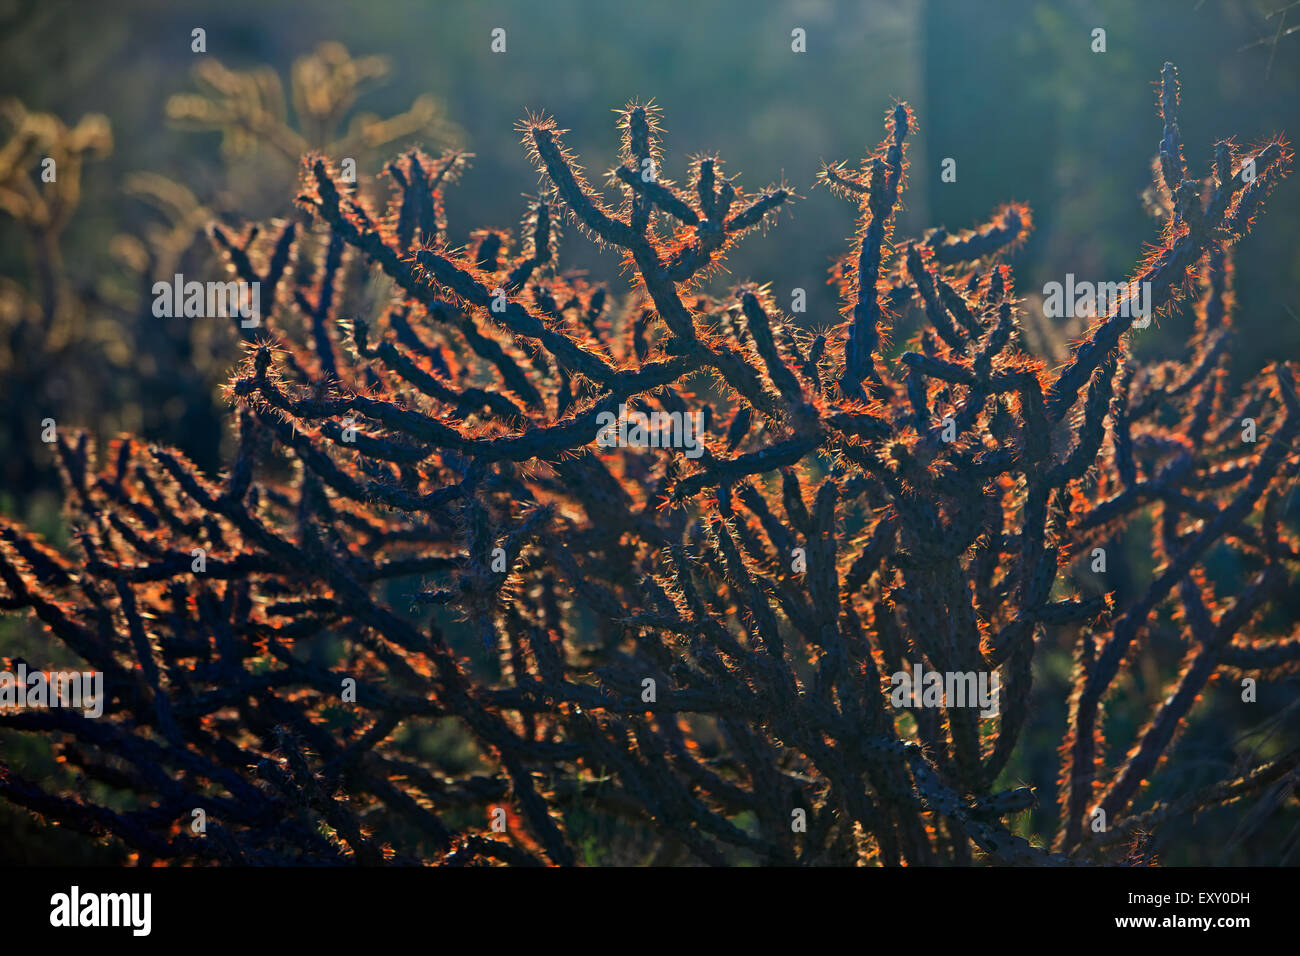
[1,39,460,517]
[1,0,1299,865]
[0,100,111,503]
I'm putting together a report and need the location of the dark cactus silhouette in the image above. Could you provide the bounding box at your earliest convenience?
[1,63,1295,866]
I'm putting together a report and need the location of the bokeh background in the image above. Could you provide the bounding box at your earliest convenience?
[2,0,1298,863]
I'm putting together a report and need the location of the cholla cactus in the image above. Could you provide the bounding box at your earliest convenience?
[165,42,461,167]
[0,64,1295,866]
[0,46,462,509]
[0,100,113,496]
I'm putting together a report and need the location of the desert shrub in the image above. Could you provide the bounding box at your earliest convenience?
[0,63,1296,866]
